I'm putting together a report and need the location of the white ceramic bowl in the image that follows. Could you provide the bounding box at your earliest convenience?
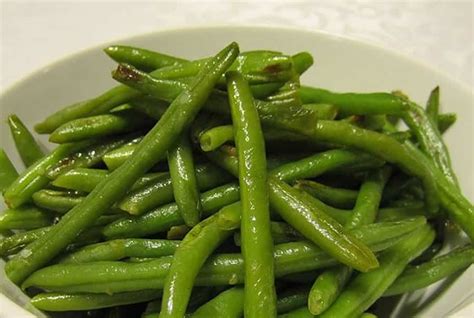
[0,26,472,317]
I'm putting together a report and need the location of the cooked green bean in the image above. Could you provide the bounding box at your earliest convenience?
[102,143,143,170]
[227,71,277,317]
[103,183,240,238]
[278,306,313,318]
[46,135,139,179]
[51,168,109,192]
[31,290,161,311]
[5,42,240,285]
[166,225,191,240]
[32,189,85,213]
[0,227,49,257]
[104,45,187,70]
[0,206,53,231]
[403,101,458,187]
[320,225,435,317]
[49,110,154,143]
[59,239,180,264]
[0,149,18,192]
[191,287,244,318]
[199,125,234,152]
[7,115,44,166]
[168,133,202,226]
[233,222,308,246]
[425,86,440,126]
[23,218,425,293]
[277,287,310,314]
[299,86,409,116]
[160,203,241,317]
[3,141,93,208]
[119,163,232,215]
[294,180,358,209]
[268,176,378,272]
[384,245,474,296]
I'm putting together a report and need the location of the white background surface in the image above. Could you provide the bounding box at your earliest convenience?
[0,0,473,92]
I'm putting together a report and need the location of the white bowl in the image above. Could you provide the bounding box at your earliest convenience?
[0,26,472,317]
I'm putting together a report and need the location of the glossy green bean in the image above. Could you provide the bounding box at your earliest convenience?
[268,176,378,272]
[160,203,241,317]
[294,120,439,213]
[294,180,358,209]
[425,86,439,125]
[166,225,191,240]
[31,290,161,311]
[233,221,304,246]
[0,149,18,192]
[49,110,154,143]
[384,245,474,296]
[168,133,202,226]
[278,306,313,318]
[32,189,85,213]
[227,70,277,317]
[7,115,44,166]
[191,287,244,318]
[3,141,93,208]
[104,45,187,70]
[51,168,109,192]
[299,86,409,116]
[199,125,234,152]
[320,225,435,317]
[119,163,232,215]
[0,206,52,231]
[103,183,240,238]
[59,239,180,263]
[276,287,310,314]
[0,227,49,257]
[403,101,458,187]
[23,218,425,292]
[6,42,240,285]
[102,143,143,170]
[46,135,139,179]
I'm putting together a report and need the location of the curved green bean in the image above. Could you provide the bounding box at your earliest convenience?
[191,287,244,318]
[384,245,474,296]
[49,110,154,143]
[160,203,241,317]
[0,149,18,192]
[7,115,44,166]
[6,42,240,285]
[31,290,161,311]
[59,238,180,263]
[168,133,202,226]
[320,225,435,317]
[227,70,277,317]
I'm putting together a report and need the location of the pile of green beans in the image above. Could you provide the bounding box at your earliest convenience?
[0,42,472,318]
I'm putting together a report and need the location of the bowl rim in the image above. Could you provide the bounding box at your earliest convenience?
[0,24,472,317]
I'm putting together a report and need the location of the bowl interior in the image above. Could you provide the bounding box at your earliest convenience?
[0,26,472,317]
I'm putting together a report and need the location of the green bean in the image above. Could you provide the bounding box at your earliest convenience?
[403,101,458,187]
[59,239,180,263]
[199,125,234,152]
[3,141,93,208]
[102,144,142,170]
[191,287,244,318]
[160,203,241,317]
[31,290,161,311]
[233,221,304,246]
[302,103,338,120]
[168,133,202,226]
[320,225,435,317]
[227,70,277,317]
[268,176,378,272]
[51,168,109,192]
[23,218,425,292]
[438,113,456,134]
[104,45,187,70]
[277,287,310,314]
[119,163,232,215]
[293,120,439,214]
[7,115,44,166]
[425,86,439,125]
[278,306,313,318]
[384,245,474,296]
[166,225,191,240]
[294,180,358,209]
[299,86,409,116]
[0,149,18,192]
[103,183,240,238]
[0,206,53,231]
[5,42,240,285]
[0,227,49,257]
[46,135,139,179]
[307,167,391,314]
[32,189,85,213]
[49,110,154,143]
[130,97,168,120]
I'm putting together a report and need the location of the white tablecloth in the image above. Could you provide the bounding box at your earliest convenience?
[1,0,472,91]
